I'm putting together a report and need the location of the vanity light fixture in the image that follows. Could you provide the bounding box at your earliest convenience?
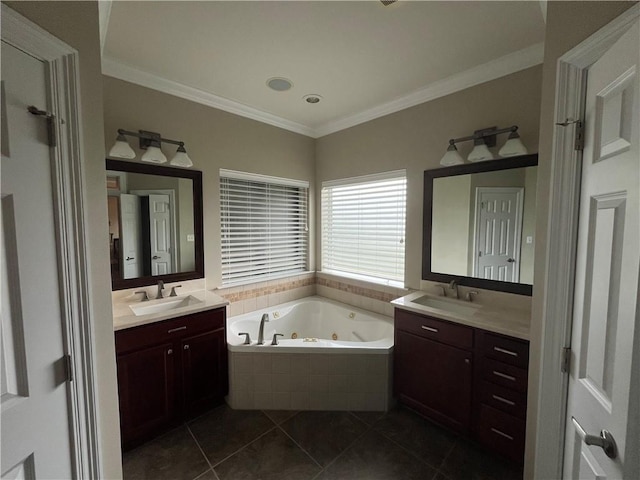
[108,129,193,167]
[440,125,527,165]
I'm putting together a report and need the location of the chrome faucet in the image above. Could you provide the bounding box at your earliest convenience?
[449,280,460,299]
[257,313,269,345]
[155,280,164,299]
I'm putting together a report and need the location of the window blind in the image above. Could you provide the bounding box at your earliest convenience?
[220,170,308,286]
[321,170,406,285]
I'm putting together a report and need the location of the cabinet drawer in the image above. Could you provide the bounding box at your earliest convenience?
[479,381,527,419]
[116,307,225,354]
[481,358,528,393]
[395,309,473,349]
[476,405,525,464]
[478,331,529,368]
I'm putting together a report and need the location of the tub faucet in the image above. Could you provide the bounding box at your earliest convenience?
[155,280,164,299]
[257,313,269,345]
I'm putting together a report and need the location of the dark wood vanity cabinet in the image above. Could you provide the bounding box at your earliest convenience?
[394,308,529,464]
[394,309,474,432]
[115,307,227,449]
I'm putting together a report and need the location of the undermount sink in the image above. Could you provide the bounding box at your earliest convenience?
[129,295,204,316]
[411,295,478,316]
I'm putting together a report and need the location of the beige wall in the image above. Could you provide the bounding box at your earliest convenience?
[316,65,543,293]
[103,77,316,288]
[4,1,123,478]
[431,175,471,276]
[521,167,537,284]
[527,2,637,479]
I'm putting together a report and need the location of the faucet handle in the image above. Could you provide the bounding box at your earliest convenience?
[466,291,479,302]
[135,291,149,301]
[238,332,251,345]
[169,285,182,297]
[271,333,284,346]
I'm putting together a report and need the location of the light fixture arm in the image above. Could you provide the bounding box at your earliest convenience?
[116,128,185,150]
[447,125,519,148]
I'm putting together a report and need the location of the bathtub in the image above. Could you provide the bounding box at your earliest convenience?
[227,296,394,353]
[226,296,394,411]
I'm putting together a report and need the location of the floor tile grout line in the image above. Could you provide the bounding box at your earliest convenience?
[186,423,220,480]
[206,425,279,469]
[275,424,325,471]
[435,439,458,472]
[371,420,454,473]
[309,417,376,478]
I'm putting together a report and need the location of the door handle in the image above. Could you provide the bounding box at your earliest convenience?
[152,255,160,259]
[571,417,617,459]
[507,258,515,263]
[126,256,134,261]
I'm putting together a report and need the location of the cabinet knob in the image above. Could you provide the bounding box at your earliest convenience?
[167,349,173,355]
[464,358,471,364]
[184,344,190,350]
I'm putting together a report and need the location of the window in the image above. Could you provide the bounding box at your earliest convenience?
[220,169,308,286]
[321,170,406,286]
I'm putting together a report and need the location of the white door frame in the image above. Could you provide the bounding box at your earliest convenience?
[533,4,639,479]
[2,5,101,478]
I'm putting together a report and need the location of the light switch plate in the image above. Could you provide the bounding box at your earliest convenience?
[187,234,195,242]
[526,236,533,244]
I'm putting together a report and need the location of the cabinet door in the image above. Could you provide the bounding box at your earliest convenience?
[395,330,473,432]
[117,342,176,447]
[181,328,227,418]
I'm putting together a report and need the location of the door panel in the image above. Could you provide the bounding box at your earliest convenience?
[1,40,73,478]
[474,188,523,282]
[564,20,639,479]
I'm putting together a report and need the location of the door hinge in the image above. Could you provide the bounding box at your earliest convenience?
[561,347,571,373]
[64,354,74,383]
[555,118,584,152]
[27,105,57,147]
[574,121,584,151]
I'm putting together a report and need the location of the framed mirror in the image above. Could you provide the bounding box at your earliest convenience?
[422,154,538,295]
[106,159,204,290]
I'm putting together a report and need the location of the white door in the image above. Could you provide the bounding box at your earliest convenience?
[148,194,172,275]
[120,193,142,279]
[1,41,73,479]
[473,187,523,282]
[563,20,639,480]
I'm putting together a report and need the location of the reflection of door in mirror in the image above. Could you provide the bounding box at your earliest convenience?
[120,193,142,279]
[107,195,121,280]
[138,193,174,276]
[473,187,523,282]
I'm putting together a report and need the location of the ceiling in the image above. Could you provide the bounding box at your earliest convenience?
[101,1,546,138]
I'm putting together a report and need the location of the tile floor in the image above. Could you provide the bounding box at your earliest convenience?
[122,405,523,480]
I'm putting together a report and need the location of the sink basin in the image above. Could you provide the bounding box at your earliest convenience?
[411,295,478,316]
[129,295,204,316]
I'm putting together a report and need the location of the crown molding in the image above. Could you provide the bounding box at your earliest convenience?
[103,42,543,139]
[314,42,545,137]
[98,0,113,56]
[102,57,316,138]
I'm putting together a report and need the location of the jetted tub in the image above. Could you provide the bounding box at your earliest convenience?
[226,296,394,411]
[227,296,394,352]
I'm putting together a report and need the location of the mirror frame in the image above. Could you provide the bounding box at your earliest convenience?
[422,153,538,296]
[106,159,204,291]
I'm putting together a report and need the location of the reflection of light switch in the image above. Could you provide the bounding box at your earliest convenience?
[526,236,533,244]
[187,234,195,242]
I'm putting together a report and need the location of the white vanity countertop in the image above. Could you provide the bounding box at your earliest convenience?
[113,290,229,331]
[391,291,530,340]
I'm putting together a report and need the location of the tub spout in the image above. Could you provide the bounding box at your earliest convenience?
[257,313,269,345]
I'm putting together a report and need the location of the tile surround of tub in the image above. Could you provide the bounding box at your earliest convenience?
[216,273,317,317]
[227,352,392,412]
[316,272,412,317]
